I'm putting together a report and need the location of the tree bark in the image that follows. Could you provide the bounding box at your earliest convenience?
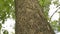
[15,0,55,34]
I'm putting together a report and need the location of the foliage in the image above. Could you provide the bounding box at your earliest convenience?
[38,0,51,7]
[38,0,60,32]
[3,30,8,34]
[50,0,60,32]
[0,0,15,34]
[0,0,15,24]
[50,20,60,32]
[38,0,51,20]
[53,0,59,6]
[0,23,2,30]
[50,20,58,30]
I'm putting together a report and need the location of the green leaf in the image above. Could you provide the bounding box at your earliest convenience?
[0,23,2,30]
[57,25,60,31]
[3,30,9,34]
[53,0,58,5]
[2,19,5,24]
[38,0,51,7]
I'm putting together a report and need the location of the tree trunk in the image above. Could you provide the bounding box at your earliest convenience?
[15,0,55,34]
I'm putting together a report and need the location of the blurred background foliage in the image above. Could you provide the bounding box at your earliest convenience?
[0,0,60,34]
[0,0,15,34]
[39,0,60,33]
[38,0,51,20]
[0,0,15,24]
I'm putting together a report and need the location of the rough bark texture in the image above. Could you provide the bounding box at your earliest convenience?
[15,0,55,34]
